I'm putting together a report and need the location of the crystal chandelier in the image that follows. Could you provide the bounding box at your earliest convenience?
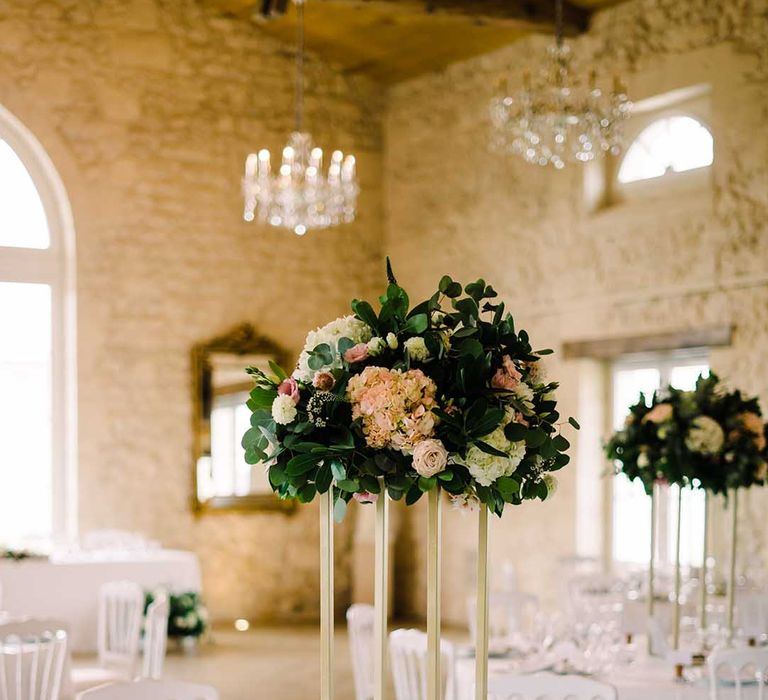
[242,0,358,235]
[490,0,631,169]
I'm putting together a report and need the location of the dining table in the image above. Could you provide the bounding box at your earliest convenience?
[0,548,201,653]
[454,651,762,699]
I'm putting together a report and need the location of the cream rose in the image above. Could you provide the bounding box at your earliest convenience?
[412,438,448,477]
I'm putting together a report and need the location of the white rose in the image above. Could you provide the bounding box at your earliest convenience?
[543,474,558,498]
[412,438,448,477]
[542,391,556,402]
[637,451,650,468]
[685,415,725,455]
[367,336,386,356]
[513,383,534,403]
[404,336,429,362]
[271,394,298,425]
[386,332,398,350]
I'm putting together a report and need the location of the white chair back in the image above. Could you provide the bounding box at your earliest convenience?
[98,582,143,675]
[466,592,539,645]
[141,596,169,680]
[488,672,617,700]
[736,591,768,641]
[708,646,768,700]
[388,629,454,700]
[0,631,68,700]
[346,604,375,700]
[0,622,71,700]
[76,679,218,700]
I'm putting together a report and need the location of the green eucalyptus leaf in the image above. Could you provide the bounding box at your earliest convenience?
[403,313,428,335]
[285,453,321,476]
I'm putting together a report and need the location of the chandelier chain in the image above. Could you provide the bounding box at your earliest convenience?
[555,0,563,48]
[295,0,305,133]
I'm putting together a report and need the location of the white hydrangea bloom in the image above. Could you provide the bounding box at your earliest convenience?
[457,411,526,487]
[272,394,298,425]
[685,415,725,455]
[293,315,372,381]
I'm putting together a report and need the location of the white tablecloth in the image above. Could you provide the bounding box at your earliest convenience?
[456,655,761,699]
[0,549,201,653]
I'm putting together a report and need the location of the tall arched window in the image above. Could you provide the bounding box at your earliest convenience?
[0,105,76,546]
[618,116,713,184]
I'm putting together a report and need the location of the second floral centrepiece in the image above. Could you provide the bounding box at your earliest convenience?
[243,265,576,517]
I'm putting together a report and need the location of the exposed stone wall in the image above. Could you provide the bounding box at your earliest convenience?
[0,0,384,621]
[385,0,768,623]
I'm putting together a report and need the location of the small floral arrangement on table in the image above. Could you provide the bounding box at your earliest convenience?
[144,591,208,639]
[243,261,577,517]
[605,373,767,495]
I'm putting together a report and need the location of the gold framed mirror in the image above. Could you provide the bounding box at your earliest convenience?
[192,323,294,513]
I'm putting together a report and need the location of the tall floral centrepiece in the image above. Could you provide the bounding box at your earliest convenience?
[243,262,576,517]
[606,373,767,495]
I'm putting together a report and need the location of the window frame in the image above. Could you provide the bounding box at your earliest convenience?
[583,87,713,213]
[0,104,77,542]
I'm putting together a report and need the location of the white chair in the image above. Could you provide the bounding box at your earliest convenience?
[488,672,617,700]
[141,596,168,681]
[389,629,454,700]
[0,621,72,700]
[707,646,768,700]
[736,591,768,644]
[72,582,143,693]
[346,604,375,700]
[76,680,218,700]
[0,630,68,700]
[466,592,538,648]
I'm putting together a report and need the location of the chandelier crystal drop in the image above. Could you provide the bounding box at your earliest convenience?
[490,0,631,169]
[242,0,358,235]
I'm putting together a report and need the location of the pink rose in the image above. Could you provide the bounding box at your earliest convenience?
[344,343,369,364]
[277,377,300,405]
[513,411,529,428]
[738,412,767,451]
[491,355,522,391]
[412,438,448,478]
[312,371,335,391]
[353,491,379,504]
[642,403,673,424]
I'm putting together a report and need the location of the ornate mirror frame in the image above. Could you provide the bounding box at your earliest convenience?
[191,323,294,513]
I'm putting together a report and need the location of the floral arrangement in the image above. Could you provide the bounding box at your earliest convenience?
[605,373,767,495]
[144,591,208,639]
[242,262,577,517]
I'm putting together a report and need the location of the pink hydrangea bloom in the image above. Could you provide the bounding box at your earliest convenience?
[347,367,438,452]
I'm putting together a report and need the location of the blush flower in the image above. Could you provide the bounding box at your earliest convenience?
[412,438,448,478]
[344,343,370,364]
[347,367,438,452]
[491,355,522,391]
[312,371,335,391]
[737,412,766,451]
[643,403,673,424]
[353,491,379,504]
[277,377,300,405]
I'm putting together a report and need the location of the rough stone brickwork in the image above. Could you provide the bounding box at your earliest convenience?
[2,0,767,628]
[0,0,384,621]
[385,0,768,623]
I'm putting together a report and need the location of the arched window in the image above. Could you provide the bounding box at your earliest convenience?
[618,116,713,184]
[0,105,76,546]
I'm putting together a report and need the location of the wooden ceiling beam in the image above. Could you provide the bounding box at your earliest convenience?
[224,0,592,35]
